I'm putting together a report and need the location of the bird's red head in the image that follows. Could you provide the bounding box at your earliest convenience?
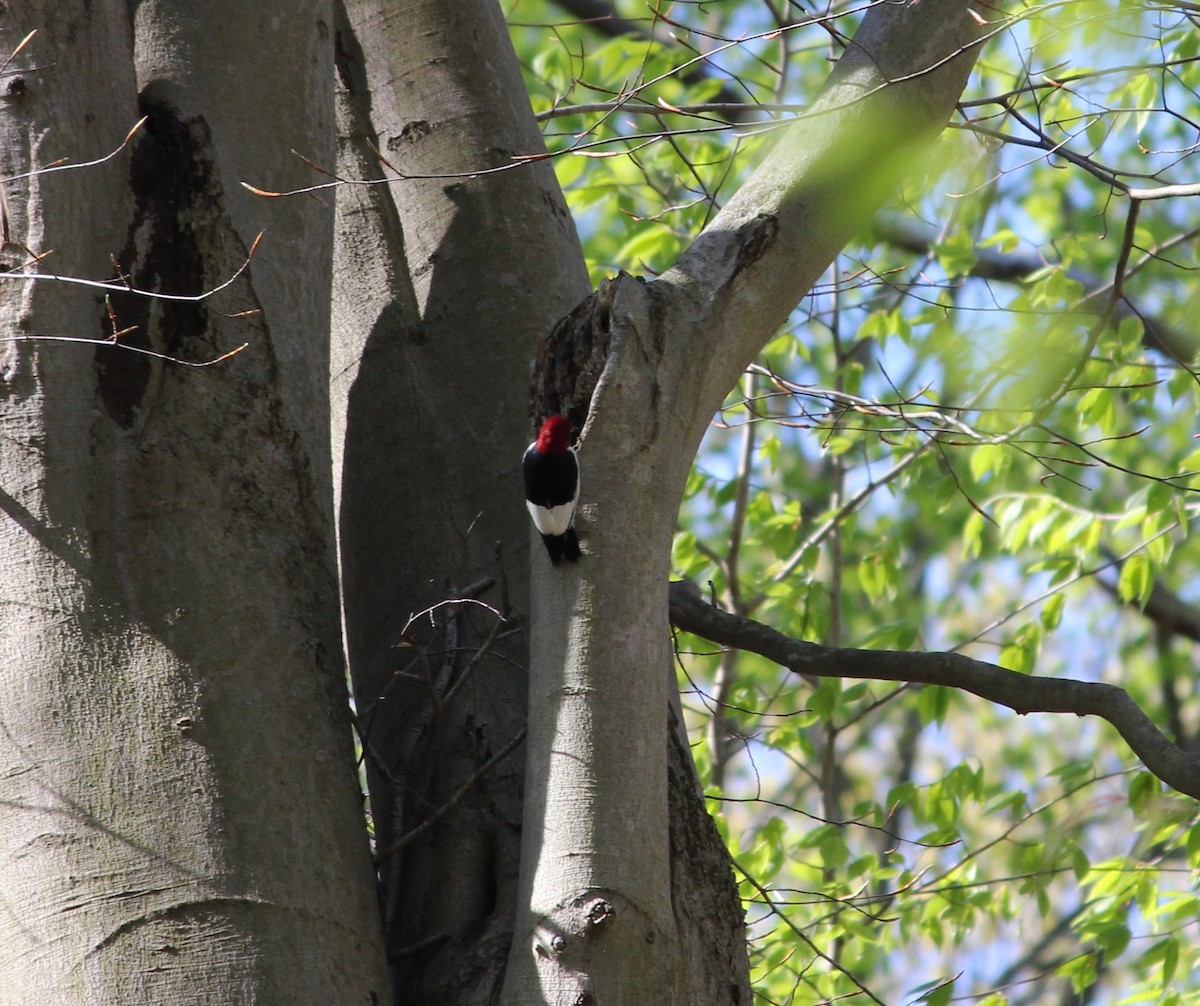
[536,415,572,454]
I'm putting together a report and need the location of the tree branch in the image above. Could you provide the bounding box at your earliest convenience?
[653,0,993,422]
[547,0,766,120]
[668,579,1200,801]
[871,212,1200,362]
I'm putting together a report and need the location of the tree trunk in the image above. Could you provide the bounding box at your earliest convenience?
[331,0,590,1000]
[0,2,389,1002]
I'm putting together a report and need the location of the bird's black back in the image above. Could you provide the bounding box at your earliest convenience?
[523,446,578,508]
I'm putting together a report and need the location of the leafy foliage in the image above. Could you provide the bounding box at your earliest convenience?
[512,0,1200,1001]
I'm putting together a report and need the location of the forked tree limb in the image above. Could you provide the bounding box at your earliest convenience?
[668,579,1200,801]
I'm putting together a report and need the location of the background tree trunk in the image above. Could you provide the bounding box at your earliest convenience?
[0,2,389,1002]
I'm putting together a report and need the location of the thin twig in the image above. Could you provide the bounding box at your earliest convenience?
[3,333,248,368]
[373,727,527,864]
[0,232,265,302]
[2,117,147,183]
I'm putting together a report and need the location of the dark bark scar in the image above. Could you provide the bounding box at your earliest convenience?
[734,213,779,275]
[530,275,626,441]
[97,95,213,428]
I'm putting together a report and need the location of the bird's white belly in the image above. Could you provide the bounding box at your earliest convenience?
[528,499,575,536]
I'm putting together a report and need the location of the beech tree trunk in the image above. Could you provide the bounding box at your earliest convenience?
[0,2,388,1002]
[330,0,591,999]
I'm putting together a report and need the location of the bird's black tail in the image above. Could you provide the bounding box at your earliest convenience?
[542,528,581,564]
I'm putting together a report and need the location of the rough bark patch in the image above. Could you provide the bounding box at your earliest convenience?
[529,275,625,439]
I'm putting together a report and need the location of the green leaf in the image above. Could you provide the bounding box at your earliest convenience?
[1128,771,1159,814]
[819,831,850,868]
[917,685,951,726]
[1040,592,1066,630]
[962,510,985,559]
[1096,922,1131,957]
[1146,481,1174,514]
[759,433,781,471]
[713,478,739,506]
[1116,314,1145,358]
[999,623,1041,674]
[1139,936,1182,991]
[858,554,888,602]
[969,443,1007,482]
[745,816,788,881]
[1072,845,1090,882]
[888,784,920,820]
[1186,820,1200,868]
[1036,882,1051,918]
[614,222,681,273]
[1128,70,1158,133]
[1162,936,1180,988]
[934,229,978,278]
[841,360,864,397]
[979,228,1020,253]
[1057,952,1097,994]
[924,980,954,1006]
[909,976,955,1006]
[1049,759,1094,787]
[808,681,841,721]
[823,433,857,456]
[1078,385,1117,433]
[858,621,918,650]
[843,682,870,703]
[1117,553,1153,608]
[1168,365,1194,403]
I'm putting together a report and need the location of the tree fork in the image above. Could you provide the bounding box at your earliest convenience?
[509,2,991,1001]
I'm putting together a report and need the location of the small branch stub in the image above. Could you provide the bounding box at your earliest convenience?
[529,891,638,971]
[585,898,613,928]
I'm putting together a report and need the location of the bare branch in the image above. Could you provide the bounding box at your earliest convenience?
[2,333,249,368]
[0,231,264,302]
[535,100,803,121]
[1126,183,1200,201]
[1,116,147,183]
[373,727,526,865]
[668,579,1200,800]
[871,213,1200,362]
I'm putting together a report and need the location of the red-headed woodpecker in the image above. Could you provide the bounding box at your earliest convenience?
[523,415,581,564]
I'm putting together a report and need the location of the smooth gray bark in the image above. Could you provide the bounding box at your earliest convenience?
[331,0,590,1000]
[0,2,388,1002]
